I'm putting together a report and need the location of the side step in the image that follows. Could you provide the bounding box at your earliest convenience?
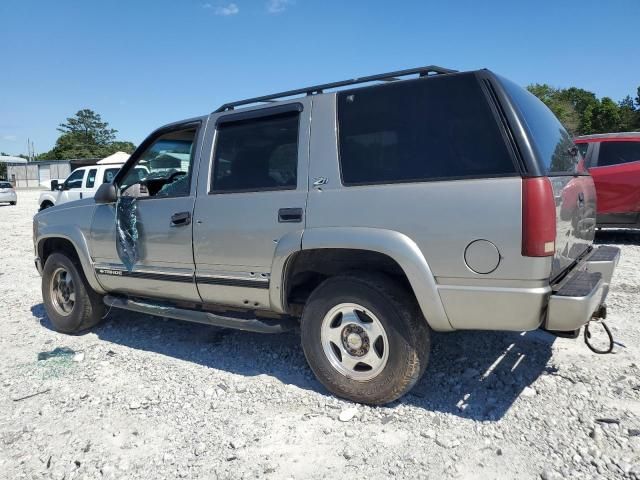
[103,295,297,334]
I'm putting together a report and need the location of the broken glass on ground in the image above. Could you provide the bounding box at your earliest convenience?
[37,347,75,361]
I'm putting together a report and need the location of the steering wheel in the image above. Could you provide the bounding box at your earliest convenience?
[167,171,186,183]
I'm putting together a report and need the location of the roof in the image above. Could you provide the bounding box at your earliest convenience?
[575,132,640,142]
[214,65,458,113]
[97,151,130,165]
[0,155,28,164]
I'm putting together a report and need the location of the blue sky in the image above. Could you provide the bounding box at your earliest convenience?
[1,0,639,155]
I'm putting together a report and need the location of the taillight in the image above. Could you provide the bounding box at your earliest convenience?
[522,177,556,257]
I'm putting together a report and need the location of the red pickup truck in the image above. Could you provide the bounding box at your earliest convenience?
[575,132,640,228]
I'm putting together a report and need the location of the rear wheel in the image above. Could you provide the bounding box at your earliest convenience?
[301,273,430,405]
[10,201,16,206]
[42,253,105,333]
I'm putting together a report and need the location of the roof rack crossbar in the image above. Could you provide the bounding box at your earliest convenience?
[214,65,457,113]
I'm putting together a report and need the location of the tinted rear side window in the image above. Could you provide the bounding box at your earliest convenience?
[212,112,299,193]
[0,182,12,188]
[337,73,516,185]
[498,75,583,176]
[597,141,640,167]
[86,168,97,188]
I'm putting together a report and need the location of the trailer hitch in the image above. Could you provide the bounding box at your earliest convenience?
[584,304,613,354]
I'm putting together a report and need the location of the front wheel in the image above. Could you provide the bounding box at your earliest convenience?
[10,201,16,206]
[301,273,430,405]
[42,253,105,333]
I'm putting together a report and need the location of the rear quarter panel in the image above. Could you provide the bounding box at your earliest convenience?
[306,94,550,283]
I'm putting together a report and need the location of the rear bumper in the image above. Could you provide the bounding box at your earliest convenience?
[545,246,620,331]
[0,191,17,202]
[436,245,620,332]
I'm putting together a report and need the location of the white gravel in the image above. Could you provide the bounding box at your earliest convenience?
[1,190,639,479]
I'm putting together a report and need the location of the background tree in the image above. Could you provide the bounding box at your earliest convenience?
[0,152,8,179]
[527,84,640,135]
[57,109,116,145]
[38,109,136,160]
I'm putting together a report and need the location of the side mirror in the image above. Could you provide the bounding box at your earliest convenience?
[95,183,117,204]
[50,180,59,191]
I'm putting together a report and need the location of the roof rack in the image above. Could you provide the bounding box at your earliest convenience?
[214,65,457,113]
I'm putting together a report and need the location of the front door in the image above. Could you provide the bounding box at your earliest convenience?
[193,101,311,309]
[58,168,85,203]
[90,120,206,302]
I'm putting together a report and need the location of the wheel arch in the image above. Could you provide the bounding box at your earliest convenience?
[37,233,105,294]
[269,227,452,331]
[39,199,55,210]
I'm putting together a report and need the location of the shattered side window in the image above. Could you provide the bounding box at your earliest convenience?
[119,127,197,198]
[115,196,139,271]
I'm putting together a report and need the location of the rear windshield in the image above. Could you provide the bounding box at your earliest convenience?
[498,76,584,176]
[0,182,12,188]
[337,73,516,185]
[598,141,640,167]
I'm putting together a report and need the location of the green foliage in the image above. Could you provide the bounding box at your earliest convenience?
[527,84,640,135]
[38,109,136,160]
[0,151,7,179]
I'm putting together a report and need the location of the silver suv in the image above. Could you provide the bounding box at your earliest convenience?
[33,66,619,404]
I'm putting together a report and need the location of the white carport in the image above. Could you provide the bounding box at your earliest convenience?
[97,151,130,165]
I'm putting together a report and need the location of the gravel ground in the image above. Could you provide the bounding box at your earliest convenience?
[1,190,639,480]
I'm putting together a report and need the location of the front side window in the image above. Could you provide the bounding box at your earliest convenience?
[86,169,97,188]
[499,75,584,175]
[120,127,198,198]
[64,169,85,189]
[212,112,299,192]
[0,181,12,189]
[576,143,589,158]
[597,141,640,167]
[337,73,516,185]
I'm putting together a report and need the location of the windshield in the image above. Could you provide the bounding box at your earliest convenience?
[498,75,585,176]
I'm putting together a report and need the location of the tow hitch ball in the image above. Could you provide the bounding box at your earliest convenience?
[584,304,613,354]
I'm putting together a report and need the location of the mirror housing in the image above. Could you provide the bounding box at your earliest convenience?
[95,183,117,204]
[50,180,59,191]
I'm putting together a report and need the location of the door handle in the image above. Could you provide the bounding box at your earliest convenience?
[278,208,303,223]
[171,211,191,226]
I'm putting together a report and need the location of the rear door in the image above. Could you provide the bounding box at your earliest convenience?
[588,139,640,220]
[497,76,596,278]
[80,167,98,199]
[192,100,311,310]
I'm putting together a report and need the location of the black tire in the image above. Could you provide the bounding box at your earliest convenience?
[300,273,430,405]
[10,201,16,206]
[39,202,52,211]
[42,252,105,333]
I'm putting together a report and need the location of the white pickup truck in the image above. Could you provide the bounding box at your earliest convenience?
[38,164,126,210]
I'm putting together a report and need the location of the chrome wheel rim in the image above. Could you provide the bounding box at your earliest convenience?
[320,303,389,381]
[50,267,75,316]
